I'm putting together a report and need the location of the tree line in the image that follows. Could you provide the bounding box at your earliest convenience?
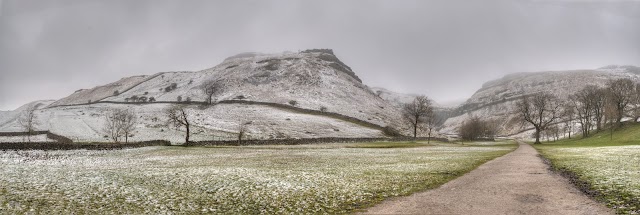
[515,78,640,144]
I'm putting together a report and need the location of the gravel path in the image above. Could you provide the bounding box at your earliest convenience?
[361,141,612,215]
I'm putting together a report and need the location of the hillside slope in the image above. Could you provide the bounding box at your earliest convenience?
[0,100,54,131]
[98,50,401,128]
[1,49,408,142]
[48,76,150,107]
[441,65,640,137]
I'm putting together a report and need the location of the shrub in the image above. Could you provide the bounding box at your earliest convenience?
[186,97,191,102]
[320,106,328,112]
[288,100,298,106]
[113,90,119,95]
[149,97,156,102]
[144,92,148,95]
[170,83,177,90]
[383,126,402,137]
[458,116,497,141]
[177,96,182,102]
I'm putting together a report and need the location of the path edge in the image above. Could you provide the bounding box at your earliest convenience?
[355,142,520,214]
[534,146,634,214]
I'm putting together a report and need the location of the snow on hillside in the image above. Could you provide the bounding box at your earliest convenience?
[597,65,640,74]
[2,50,404,142]
[48,75,150,107]
[102,50,403,130]
[442,67,640,136]
[0,100,54,131]
[0,103,383,143]
[370,87,418,108]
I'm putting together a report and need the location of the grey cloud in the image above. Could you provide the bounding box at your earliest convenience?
[1,0,639,110]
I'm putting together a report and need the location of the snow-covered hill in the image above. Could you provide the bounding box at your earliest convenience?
[370,87,419,108]
[2,49,406,142]
[0,100,54,131]
[95,50,401,128]
[441,66,640,137]
[48,75,150,107]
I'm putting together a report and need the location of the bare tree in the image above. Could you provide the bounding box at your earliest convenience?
[402,96,433,138]
[237,121,248,145]
[424,110,444,144]
[561,102,575,139]
[165,105,192,145]
[606,78,634,126]
[631,83,640,122]
[18,105,38,142]
[515,92,560,144]
[571,87,594,137]
[202,80,224,104]
[120,109,137,143]
[570,85,608,137]
[103,109,137,143]
[604,101,618,140]
[592,87,607,131]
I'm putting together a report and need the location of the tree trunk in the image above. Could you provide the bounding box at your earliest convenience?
[413,124,417,139]
[534,127,541,144]
[185,124,190,146]
[125,133,128,143]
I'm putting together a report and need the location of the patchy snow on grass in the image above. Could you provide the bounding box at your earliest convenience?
[540,145,640,213]
[0,143,514,214]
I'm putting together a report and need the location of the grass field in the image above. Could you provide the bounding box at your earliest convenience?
[534,124,640,214]
[0,141,515,214]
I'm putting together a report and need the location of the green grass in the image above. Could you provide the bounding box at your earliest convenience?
[347,141,436,148]
[534,124,640,214]
[537,123,640,147]
[0,141,515,214]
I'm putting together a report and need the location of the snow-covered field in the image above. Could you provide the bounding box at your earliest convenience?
[1,103,384,143]
[0,134,54,143]
[538,145,640,213]
[0,142,515,214]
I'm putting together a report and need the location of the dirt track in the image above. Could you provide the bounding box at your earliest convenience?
[361,141,612,215]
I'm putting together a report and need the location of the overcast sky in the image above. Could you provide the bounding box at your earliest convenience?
[1,0,639,110]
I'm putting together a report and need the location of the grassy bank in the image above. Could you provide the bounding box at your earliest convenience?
[534,125,640,214]
[0,141,515,214]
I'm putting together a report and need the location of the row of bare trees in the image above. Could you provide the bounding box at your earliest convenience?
[515,78,640,144]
